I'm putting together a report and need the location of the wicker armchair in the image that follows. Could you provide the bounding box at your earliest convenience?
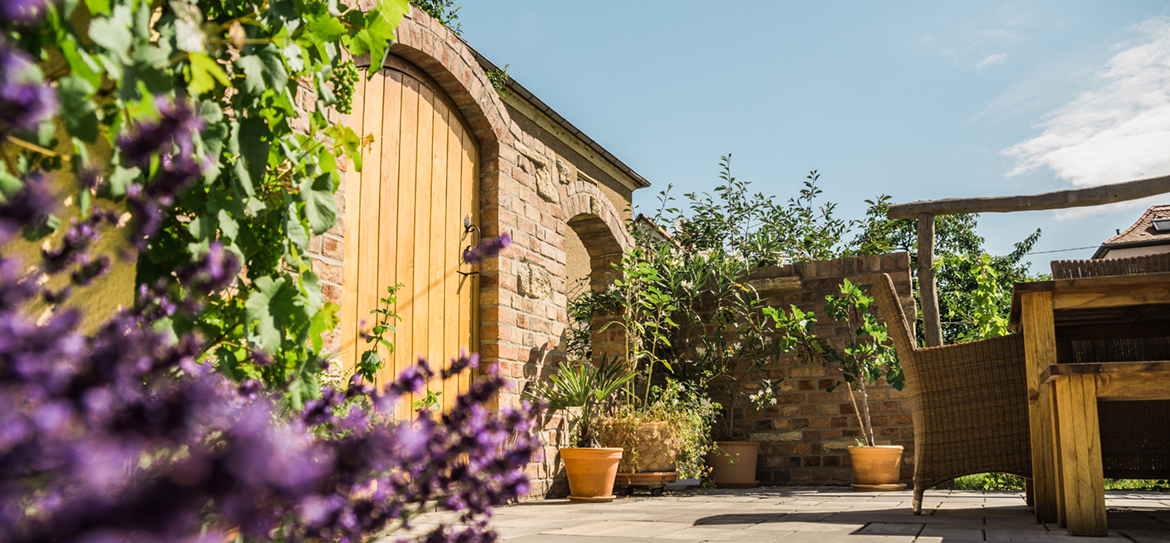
[871,274,1032,514]
[1049,254,1170,480]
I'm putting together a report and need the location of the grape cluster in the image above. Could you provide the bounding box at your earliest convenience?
[330,60,359,115]
[246,211,284,280]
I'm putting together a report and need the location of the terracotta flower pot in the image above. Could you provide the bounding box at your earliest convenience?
[561,447,623,502]
[847,445,906,491]
[706,441,760,488]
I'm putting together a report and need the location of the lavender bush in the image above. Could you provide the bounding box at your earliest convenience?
[0,0,535,540]
[0,178,533,542]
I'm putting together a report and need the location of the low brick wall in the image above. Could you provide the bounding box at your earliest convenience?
[743,252,916,485]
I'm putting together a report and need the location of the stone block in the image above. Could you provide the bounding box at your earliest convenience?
[751,430,803,442]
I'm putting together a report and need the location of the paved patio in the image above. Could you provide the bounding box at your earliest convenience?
[385,487,1170,542]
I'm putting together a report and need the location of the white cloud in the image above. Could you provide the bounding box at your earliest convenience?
[1005,17,1170,202]
[976,53,1009,68]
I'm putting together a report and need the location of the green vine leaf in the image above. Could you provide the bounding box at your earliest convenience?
[188,52,231,95]
[57,75,98,143]
[300,173,337,235]
[88,5,132,62]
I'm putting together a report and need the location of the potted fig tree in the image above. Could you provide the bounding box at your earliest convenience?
[767,278,905,490]
[523,359,634,502]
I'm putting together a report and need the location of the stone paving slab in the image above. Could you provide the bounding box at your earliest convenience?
[376,487,1170,542]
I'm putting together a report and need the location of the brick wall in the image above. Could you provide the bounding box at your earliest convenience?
[743,252,916,486]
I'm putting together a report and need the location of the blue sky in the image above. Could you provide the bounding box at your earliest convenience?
[459,1,1170,273]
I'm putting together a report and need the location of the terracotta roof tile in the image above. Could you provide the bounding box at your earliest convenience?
[1101,205,1170,247]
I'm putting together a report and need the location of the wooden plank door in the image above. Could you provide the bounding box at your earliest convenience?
[339,57,479,418]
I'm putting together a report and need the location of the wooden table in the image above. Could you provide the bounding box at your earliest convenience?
[1009,273,1170,536]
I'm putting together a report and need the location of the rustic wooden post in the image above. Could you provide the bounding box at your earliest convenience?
[917,213,943,347]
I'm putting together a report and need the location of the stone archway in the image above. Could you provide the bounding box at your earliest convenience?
[563,182,631,362]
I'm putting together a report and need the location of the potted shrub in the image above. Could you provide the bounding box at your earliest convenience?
[596,380,717,494]
[524,360,633,502]
[601,202,784,489]
[660,250,781,489]
[767,278,905,490]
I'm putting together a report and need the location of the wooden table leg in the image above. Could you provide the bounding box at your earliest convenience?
[1052,374,1107,536]
[1048,381,1066,527]
[1022,291,1059,523]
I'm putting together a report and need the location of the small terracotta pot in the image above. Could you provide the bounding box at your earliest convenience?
[847,445,904,487]
[706,441,760,488]
[561,447,623,502]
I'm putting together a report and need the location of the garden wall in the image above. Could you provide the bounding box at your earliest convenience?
[742,252,917,486]
[528,252,917,497]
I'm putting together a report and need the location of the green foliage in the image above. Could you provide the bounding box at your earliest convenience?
[486,63,510,97]
[951,473,1170,493]
[1103,479,1170,491]
[942,254,1010,342]
[358,283,404,383]
[848,199,1043,343]
[605,247,678,405]
[673,156,854,266]
[522,359,635,448]
[564,278,621,362]
[6,0,409,406]
[766,279,900,447]
[953,472,1026,491]
[410,0,461,34]
[412,387,442,413]
[955,474,1167,492]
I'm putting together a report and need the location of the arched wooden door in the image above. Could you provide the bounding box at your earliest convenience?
[339,56,479,416]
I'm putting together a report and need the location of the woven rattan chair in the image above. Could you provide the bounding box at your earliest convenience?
[1049,254,1170,480]
[872,274,1032,514]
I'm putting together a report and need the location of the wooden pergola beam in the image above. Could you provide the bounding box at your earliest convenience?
[887,174,1170,220]
[888,173,1170,348]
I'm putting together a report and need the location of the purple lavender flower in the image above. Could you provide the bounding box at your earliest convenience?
[462,233,512,265]
[40,208,117,275]
[389,359,433,396]
[2,231,537,543]
[117,98,203,168]
[442,350,480,380]
[0,0,51,24]
[0,43,56,136]
[176,241,240,295]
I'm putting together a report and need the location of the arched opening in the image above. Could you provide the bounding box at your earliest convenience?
[565,213,625,363]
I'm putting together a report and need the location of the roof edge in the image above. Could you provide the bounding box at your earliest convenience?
[463,43,651,190]
[1092,238,1170,259]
